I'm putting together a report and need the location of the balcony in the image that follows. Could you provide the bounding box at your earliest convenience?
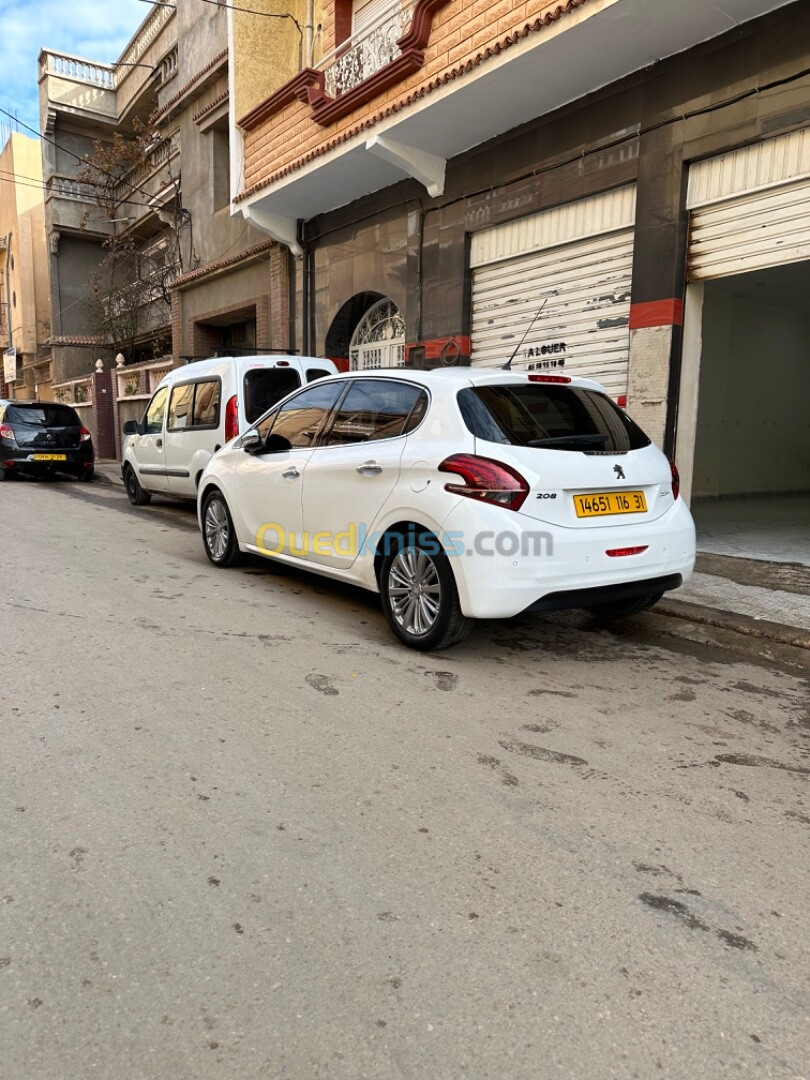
[39,50,116,122]
[237,0,797,253]
[45,173,114,237]
[318,0,416,99]
[110,133,181,221]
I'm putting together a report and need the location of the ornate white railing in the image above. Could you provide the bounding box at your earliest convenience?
[318,0,415,99]
[41,51,114,88]
[116,2,175,86]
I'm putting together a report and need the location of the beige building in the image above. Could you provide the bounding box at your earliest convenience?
[0,132,51,399]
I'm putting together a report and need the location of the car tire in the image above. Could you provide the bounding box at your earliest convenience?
[588,591,665,620]
[80,468,94,483]
[202,489,242,568]
[0,466,6,482]
[379,532,474,651]
[124,465,151,506]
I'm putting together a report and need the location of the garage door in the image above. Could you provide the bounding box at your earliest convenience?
[687,129,810,279]
[469,186,636,398]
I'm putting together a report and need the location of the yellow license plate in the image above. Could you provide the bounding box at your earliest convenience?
[574,490,648,517]
[33,454,67,462]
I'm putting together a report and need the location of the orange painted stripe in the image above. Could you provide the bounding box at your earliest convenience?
[629,299,684,330]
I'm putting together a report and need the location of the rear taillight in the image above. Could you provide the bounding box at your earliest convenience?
[527,374,571,384]
[225,395,239,442]
[670,459,680,501]
[79,427,92,443]
[606,546,649,558]
[617,395,627,409]
[0,423,15,442]
[439,454,529,512]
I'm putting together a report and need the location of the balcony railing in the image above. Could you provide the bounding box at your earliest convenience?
[111,134,180,205]
[41,51,114,88]
[116,2,175,86]
[46,174,97,202]
[317,0,415,99]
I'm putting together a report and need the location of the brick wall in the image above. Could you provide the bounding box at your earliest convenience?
[241,0,588,194]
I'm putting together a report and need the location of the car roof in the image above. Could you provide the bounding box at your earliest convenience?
[312,366,605,392]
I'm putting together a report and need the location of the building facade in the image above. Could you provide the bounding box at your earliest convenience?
[0,132,51,400]
[229,0,810,510]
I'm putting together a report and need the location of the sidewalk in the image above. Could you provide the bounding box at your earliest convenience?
[93,461,809,649]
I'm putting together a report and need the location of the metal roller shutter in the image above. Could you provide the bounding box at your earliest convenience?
[470,187,636,398]
[687,130,810,280]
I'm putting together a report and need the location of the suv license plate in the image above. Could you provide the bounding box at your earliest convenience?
[574,491,647,517]
[33,454,67,462]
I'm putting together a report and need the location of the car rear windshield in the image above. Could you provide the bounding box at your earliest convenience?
[457,384,651,452]
[5,404,81,427]
[243,368,301,425]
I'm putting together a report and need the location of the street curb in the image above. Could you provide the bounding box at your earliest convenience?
[94,467,124,488]
[656,598,810,651]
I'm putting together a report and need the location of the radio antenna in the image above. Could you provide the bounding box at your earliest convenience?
[502,299,548,370]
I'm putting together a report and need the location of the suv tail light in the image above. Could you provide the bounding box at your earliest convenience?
[527,374,571,384]
[0,423,16,442]
[439,454,529,512]
[79,427,92,443]
[225,395,239,442]
[669,459,680,501]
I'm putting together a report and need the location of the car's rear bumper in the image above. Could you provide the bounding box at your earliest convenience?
[440,497,696,619]
[0,446,94,475]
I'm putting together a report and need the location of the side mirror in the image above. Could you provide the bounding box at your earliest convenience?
[123,420,139,436]
[264,433,293,454]
[241,429,264,455]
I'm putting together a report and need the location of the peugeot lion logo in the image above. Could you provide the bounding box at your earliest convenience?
[613,464,626,480]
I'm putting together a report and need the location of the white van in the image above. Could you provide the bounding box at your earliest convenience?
[121,354,338,504]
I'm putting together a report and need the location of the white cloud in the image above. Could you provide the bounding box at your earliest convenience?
[0,0,152,135]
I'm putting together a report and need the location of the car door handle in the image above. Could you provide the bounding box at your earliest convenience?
[357,462,383,475]
[282,467,301,479]
[156,438,163,448]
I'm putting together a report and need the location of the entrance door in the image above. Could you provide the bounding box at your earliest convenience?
[349,298,406,370]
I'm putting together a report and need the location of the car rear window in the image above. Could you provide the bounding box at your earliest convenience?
[5,404,81,427]
[243,368,301,425]
[458,384,651,453]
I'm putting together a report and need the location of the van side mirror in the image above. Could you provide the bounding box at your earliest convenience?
[241,429,264,455]
[123,420,139,436]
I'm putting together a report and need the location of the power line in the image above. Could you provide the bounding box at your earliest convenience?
[134,0,301,32]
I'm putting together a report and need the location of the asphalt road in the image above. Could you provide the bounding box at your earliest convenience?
[2,476,809,1080]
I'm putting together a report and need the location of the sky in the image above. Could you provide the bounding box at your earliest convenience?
[0,0,152,140]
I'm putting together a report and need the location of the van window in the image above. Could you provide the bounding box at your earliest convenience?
[306,368,331,382]
[457,384,651,452]
[191,380,221,427]
[168,384,194,430]
[144,387,168,434]
[244,368,301,425]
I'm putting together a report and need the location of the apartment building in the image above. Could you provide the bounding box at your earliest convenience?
[229,0,810,553]
[38,0,277,428]
[0,132,50,399]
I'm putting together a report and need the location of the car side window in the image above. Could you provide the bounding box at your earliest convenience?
[266,381,345,449]
[168,384,194,431]
[322,380,423,446]
[143,387,168,434]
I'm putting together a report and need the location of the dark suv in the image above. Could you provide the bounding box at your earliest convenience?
[0,400,95,482]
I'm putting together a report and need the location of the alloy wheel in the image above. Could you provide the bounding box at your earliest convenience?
[205,498,230,561]
[387,548,442,637]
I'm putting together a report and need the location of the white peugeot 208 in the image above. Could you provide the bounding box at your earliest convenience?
[197,368,696,650]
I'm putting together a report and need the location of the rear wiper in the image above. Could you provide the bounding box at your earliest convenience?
[527,434,609,448]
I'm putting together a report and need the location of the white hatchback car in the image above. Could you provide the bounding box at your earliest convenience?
[197,368,695,650]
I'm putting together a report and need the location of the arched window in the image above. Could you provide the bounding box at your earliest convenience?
[349,298,406,370]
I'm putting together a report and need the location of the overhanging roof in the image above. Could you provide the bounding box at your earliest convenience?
[238,0,798,252]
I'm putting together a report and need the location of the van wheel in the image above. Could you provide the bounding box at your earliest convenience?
[588,591,664,620]
[202,490,242,568]
[379,533,473,651]
[124,465,151,506]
